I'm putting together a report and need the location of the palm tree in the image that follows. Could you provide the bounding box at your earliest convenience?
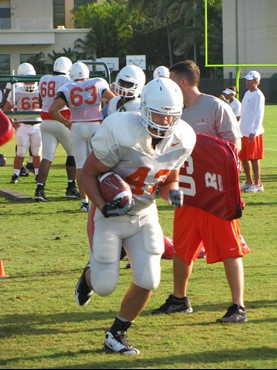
[128,0,178,65]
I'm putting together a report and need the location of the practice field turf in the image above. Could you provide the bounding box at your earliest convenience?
[0,106,276,369]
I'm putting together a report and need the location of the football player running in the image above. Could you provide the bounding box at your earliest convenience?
[34,56,79,202]
[107,65,145,115]
[3,63,42,184]
[48,61,115,212]
[74,78,196,354]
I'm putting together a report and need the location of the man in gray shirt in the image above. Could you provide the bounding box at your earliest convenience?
[152,60,247,323]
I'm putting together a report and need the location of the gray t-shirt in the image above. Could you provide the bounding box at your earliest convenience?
[181,94,242,141]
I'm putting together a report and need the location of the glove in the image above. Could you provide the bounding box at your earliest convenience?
[168,189,184,208]
[102,198,135,218]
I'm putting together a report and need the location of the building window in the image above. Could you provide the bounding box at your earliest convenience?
[20,54,38,64]
[0,54,10,74]
[0,4,11,29]
[74,0,96,6]
[53,0,65,29]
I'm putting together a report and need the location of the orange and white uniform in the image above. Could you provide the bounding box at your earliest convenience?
[58,77,109,168]
[7,85,42,157]
[87,111,196,295]
[38,74,73,161]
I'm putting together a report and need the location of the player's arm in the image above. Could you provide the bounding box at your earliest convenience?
[3,101,20,130]
[48,93,71,129]
[1,89,11,108]
[81,151,134,217]
[159,169,183,208]
[3,100,13,112]
[102,89,116,104]
[39,93,42,109]
[81,150,112,211]
[229,138,241,152]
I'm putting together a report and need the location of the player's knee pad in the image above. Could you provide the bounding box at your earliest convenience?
[16,146,27,157]
[133,257,161,291]
[66,155,76,167]
[91,270,118,296]
[136,271,160,291]
[31,146,41,157]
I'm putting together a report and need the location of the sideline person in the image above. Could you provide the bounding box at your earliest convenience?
[223,86,241,122]
[152,60,248,323]
[239,71,265,193]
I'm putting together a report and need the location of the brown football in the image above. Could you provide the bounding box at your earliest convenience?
[98,172,132,207]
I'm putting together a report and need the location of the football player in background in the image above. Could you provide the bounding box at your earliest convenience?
[107,65,145,115]
[34,56,79,202]
[153,65,169,79]
[3,63,42,184]
[1,69,33,175]
[152,60,248,324]
[74,78,196,354]
[48,61,115,212]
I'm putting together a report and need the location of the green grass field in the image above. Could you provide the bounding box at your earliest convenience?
[0,106,276,369]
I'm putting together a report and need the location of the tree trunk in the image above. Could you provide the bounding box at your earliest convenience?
[166,20,173,66]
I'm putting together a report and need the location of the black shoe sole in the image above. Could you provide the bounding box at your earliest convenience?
[152,308,193,315]
[34,197,48,202]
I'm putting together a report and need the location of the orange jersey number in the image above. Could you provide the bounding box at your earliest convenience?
[21,96,40,110]
[125,167,171,195]
[40,81,56,98]
[70,85,97,107]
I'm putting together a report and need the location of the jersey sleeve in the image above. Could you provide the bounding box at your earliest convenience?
[215,101,242,141]
[251,93,265,135]
[97,78,110,96]
[90,115,120,168]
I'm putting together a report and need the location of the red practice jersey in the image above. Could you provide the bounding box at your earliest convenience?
[179,133,244,220]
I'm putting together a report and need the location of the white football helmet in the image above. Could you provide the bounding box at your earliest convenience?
[53,56,72,75]
[17,63,37,92]
[140,78,183,138]
[70,62,90,82]
[115,65,146,98]
[153,66,169,79]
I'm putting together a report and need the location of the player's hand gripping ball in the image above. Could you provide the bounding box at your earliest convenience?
[98,172,134,217]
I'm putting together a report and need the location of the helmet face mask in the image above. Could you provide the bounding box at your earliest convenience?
[115,65,145,98]
[24,82,37,93]
[140,78,183,138]
[142,108,180,138]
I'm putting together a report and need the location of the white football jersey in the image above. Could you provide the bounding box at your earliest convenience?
[108,96,141,115]
[58,77,109,122]
[91,112,196,213]
[7,85,41,122]
[39,74,71,113]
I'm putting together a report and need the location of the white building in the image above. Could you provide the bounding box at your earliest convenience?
[222,0,277,78]
[0,0,92,73]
